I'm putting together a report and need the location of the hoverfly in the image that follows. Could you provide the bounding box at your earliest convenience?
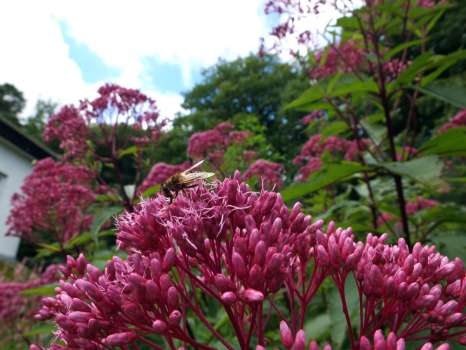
[161,160,215,203]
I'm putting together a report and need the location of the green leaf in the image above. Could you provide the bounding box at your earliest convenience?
[321,121,349,138]
[141,184,161,199]
[417,82,466,108]
[286,76,377,111]
[420,50,466,87]
[90,206,122,243]
[418,127,466,156]
[379,156,443,186]
[281,162,368,201]
[64,230,114,249]
[286,84,326,111]
[35,243,61,258]
[431,233,466,261]
[21,283,58,297]
[394,52,433,85]
[330,78,378,97]
[383,39,423,60]
[117,145,137,159]
[304,313,331,340]
[360,118,386,145]
[23,322,56,337]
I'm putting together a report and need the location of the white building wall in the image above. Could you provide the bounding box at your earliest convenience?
[0,138,35,260]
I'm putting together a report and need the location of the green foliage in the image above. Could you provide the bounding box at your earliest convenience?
[281,162,368,202]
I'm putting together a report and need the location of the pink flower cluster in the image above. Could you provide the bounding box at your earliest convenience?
[243,159,284,189]
[293,134,370,181]
[302,110,324,125]
[33,176,465,350]
[43,105,89,160]
[406,196,439,215]
[7,158,95,244]
[0,264,60,323]
[187,122,250,166]
[438,109,466,134]
[377,196,439,227]
[137,161,190,195]
[383,59,409,80]
[310,41,365,80]
[278,325,449,350]
[44,84,163,159]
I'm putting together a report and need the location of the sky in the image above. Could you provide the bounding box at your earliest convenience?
[0,0,343,120]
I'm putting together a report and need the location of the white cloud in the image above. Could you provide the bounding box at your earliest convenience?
[0,0,271,120]
[1,0,355,121]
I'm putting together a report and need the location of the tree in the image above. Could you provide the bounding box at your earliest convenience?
[177,54,310,163]
[0,83,25,125]
[22,99,57,142]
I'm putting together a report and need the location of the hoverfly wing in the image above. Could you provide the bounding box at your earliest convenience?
[179,172,215,184]
[183,159,205,174]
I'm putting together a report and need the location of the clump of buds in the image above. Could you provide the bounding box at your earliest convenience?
[34,175,466,349]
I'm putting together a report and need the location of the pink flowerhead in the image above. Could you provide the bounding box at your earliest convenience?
[439,109,466,133]
[7,158,95,244]
[243,159,284,189]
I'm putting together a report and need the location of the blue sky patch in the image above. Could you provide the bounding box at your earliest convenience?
[59,21,120,84]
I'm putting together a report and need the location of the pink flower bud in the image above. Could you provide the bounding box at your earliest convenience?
[102,332,137,346]
[86,264,101,282]
[439,300,458,315]
[292,329,306,350]
[152,319,167,333]
[150,258,162,280]
[167,286,179,308]
[374,329,386,350]
[445,312,463,324]
[30,345,43,350]
[435,344,450,350]
[359,336,371,350]
[168,309,182,326]
[420,343,433,350]
[221,291,237,304]
[256,346,266,350]
[145,280,160,303]
[70,298,91,312]
[214,274,235,292]
[317,245,329,266]
[436,263,456,279]
[403,255,414,274]
[76,253,88,274]
[243,288,264,303]
[309,341,319,350]
[232,251,247,278]
[280,320,293,348]
[369,265,383,287]
[248,229,260,252]
[269,217,282,243]
[159,273,173,291]
[66,255,76,269]
[128,272,145,288]
[406,282,419,299]
[75,279,103,301]
[266,253,283,276]
[254,240,267,265]
[396,338,406,350]
[68,311,93,323]
[163,248,176,271]
[386,332,397,349]
[248,264,265,289]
